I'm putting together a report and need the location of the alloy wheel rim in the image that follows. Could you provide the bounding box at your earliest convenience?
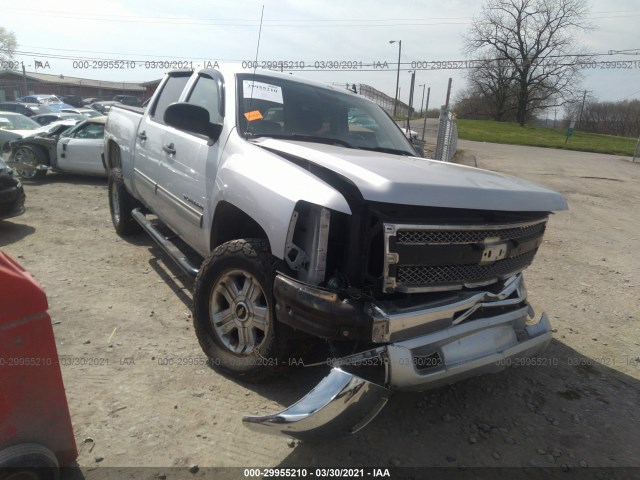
[15,147,37,178]
[209,269,270,355]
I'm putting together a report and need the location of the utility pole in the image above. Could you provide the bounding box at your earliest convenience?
[418,84,426,116]
[390,40,402,117]
[577,89,588,129]
[21,63,28,97]
[406,71,415,135]
[444,77,452,110]
[421,87,430,141]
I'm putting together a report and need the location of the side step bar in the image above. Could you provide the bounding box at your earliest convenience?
[131,208,199,278]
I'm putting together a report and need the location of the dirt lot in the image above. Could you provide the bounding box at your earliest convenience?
[1,142,639,474]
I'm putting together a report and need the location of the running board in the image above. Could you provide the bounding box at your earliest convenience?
[131,208,200,278]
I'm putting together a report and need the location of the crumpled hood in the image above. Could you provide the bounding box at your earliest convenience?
[257,139,568,212]
[6,129,35,138]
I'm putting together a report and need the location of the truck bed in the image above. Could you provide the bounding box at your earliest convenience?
[112,104,144,115]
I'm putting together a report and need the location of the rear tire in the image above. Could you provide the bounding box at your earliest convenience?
[14,146,47,180]
[193,239,289,381]
[108,167,142,236]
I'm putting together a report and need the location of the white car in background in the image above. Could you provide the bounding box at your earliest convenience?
[60,108,104,118]
[0,112,40,153]
[56,117,108,177]
[6,117,107,179]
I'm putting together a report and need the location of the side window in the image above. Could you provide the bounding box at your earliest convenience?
[186,75,223,124]
[74,123,104,139]
[150,74,191,125]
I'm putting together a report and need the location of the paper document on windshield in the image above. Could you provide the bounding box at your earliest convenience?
[243,80,283,104]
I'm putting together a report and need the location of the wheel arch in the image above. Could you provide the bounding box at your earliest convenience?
[105,139,121,170]
[210,201,270,252]
[19,143,49,164]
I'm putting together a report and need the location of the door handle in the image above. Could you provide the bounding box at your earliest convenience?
[163,143,176,155]
[138,130,147,141]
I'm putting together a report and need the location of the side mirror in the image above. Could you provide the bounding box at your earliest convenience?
[164,103,222,142]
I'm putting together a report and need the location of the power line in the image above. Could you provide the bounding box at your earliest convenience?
[2,8,639,27]
[6,46,639,64]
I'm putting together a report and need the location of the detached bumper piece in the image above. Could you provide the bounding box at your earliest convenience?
[242,368,392,440]
[0,175,25,221]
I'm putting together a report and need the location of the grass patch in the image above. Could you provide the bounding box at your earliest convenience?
[457,119,637,156]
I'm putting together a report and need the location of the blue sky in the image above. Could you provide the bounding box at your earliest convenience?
[3,0,640,111]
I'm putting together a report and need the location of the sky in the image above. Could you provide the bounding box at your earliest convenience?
[2,0,640,112]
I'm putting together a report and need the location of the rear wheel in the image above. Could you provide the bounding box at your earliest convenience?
[108,167,142,236]
[14,146,47,180]
[193,239,289,381]
[0,443,59,480]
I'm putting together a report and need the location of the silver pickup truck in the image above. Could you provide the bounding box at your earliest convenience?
[104,66,567,439]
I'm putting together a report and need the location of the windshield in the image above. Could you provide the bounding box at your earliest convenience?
[0,114,39,130]
[236,74,416,156]
[37,95,61,104]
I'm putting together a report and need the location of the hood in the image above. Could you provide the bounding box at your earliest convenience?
[257,139,568,212]
[3,129,35,139]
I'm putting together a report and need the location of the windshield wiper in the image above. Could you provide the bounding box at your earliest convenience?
[355,146,415,156]
[246,132,355,149]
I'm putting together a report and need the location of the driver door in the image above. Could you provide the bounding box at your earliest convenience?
[56,121,106,176]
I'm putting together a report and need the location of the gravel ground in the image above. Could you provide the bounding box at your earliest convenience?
[1,142,639,474]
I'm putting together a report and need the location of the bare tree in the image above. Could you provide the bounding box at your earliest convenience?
[466,53,518,121]
[569,99,640,137]
[465,0,593,126]
[0,26,18,66]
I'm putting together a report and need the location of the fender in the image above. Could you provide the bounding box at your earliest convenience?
[208,132,351,260]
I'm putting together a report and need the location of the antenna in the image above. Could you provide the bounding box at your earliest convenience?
[253,5,265,77]
[245,5,264,134]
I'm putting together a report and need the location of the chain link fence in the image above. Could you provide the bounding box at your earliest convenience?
[333,83,410,118]
[633,136,640,163]
[433,106,457,162]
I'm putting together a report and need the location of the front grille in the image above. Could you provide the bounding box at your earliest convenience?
[396,221,546,245]
[396,250,536,288]
[383,219,547,293]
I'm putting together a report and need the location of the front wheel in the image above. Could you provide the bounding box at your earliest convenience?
[193,239,288,381]
[14,146,47,180]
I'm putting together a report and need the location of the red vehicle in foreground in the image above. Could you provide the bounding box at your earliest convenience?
[0,251,77,479]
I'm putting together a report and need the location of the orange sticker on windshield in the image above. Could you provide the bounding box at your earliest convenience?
[244,110,264,122]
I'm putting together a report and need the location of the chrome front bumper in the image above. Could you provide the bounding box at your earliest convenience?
[243,369,392,439]
[244,289,552,439]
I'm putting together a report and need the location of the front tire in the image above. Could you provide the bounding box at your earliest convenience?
[108,167,142,236]
[193,239,288,381]
[14,146,47,180]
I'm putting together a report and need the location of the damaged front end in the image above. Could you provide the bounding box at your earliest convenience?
[243,272,552,439]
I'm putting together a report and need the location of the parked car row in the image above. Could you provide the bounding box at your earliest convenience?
[1,102,114,123]
[1,94,142,121]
